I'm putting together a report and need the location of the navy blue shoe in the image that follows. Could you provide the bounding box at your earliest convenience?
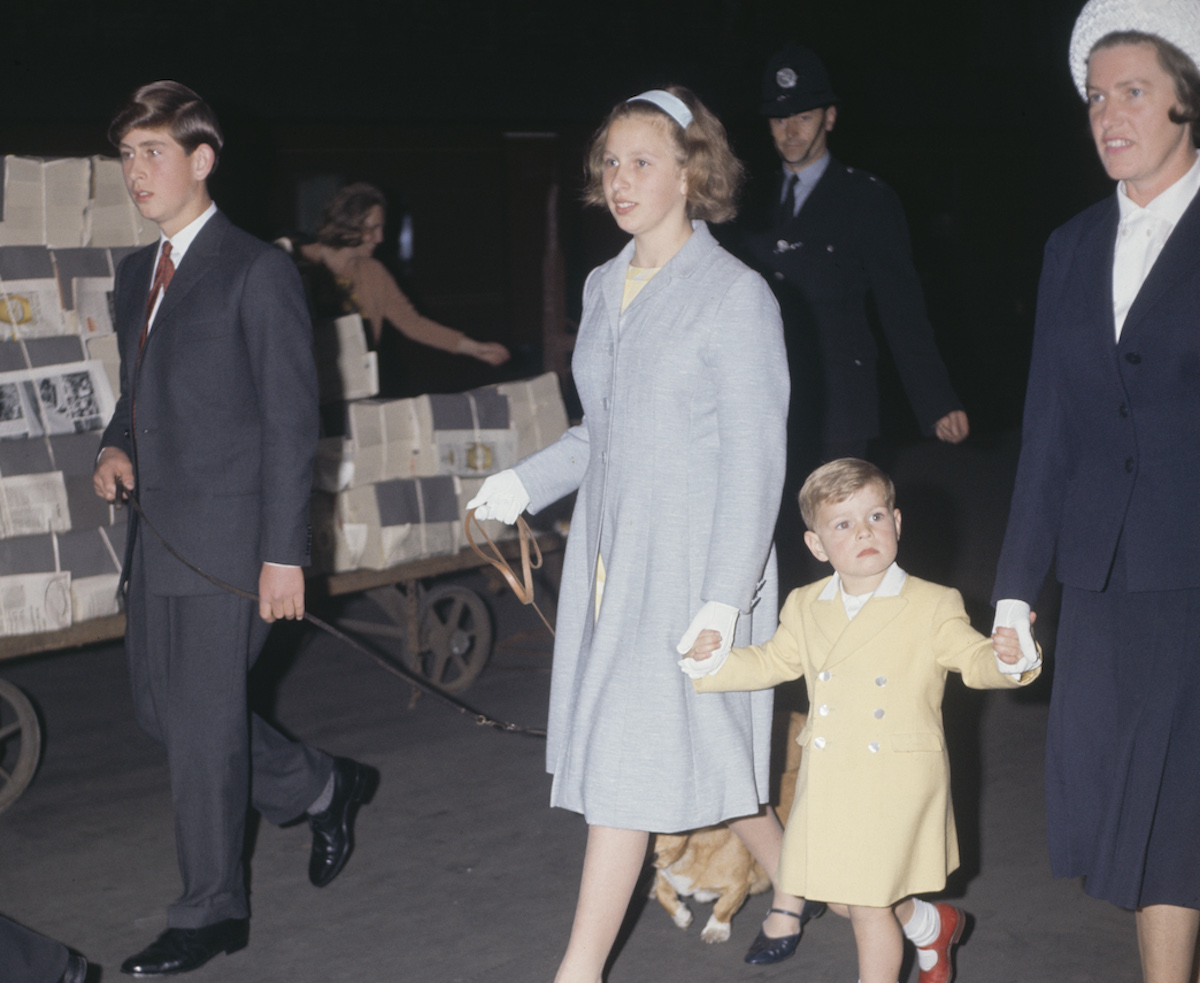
[743,900,827,965]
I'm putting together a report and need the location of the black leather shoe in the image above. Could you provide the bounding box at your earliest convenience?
[59,951,90,983]
[308,757,378,888]
[743,900,827,965]
[120,918,249,977]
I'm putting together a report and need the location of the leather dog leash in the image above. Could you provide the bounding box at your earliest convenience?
[463,510,556,639]
[114,481,547,738]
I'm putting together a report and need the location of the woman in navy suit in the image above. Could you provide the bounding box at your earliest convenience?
[993,3,1200,980]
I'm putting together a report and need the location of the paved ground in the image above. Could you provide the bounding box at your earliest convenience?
[0,434,1140,982]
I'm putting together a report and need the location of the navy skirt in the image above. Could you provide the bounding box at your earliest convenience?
[1048,545,1200,910]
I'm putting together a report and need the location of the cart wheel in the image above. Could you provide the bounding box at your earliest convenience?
[413,585,494,693]
[0,679,41,813]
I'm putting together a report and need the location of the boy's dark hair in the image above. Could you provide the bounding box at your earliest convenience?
[108,81,224,167]
[799,458,896,531]
[316,182,388,248]
[1092,31,1200,145]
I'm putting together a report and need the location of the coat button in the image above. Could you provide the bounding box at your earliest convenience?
[1124,352,1142,364]
[818,704,830,716]
[868,742,880,753]
[773,271,785,281]
[1125,457,1134,473]
[813,737,826,749]
[873,708,885,719]
[819,670,831,681]
[1118,403,1129,418]
[875,676,887,687]
[602,397,610,409]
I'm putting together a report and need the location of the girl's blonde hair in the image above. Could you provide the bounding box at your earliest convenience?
[582,85,745,224]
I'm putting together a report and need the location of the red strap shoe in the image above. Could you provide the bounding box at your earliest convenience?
[916,904,967,983]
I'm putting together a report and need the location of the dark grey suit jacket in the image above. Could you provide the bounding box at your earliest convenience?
[994,190,1200,603]
[102,209,318,596]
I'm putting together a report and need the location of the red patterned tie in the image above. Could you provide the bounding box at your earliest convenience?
[138,241,174,357]
[133,241,174,433]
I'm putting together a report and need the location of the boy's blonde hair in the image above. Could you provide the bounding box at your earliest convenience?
[799,458,896,530]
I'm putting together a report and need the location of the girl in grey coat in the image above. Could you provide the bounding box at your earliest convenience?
[470,86,807,982]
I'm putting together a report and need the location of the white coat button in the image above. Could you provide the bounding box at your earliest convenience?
[873,708,885,719]
[776,239,790,252]
[602,397,610,409]
[875,676,887,687]
[813,737,826,749]
[819,671,831,681]
[868,742,880,753]
[818,704,830,716]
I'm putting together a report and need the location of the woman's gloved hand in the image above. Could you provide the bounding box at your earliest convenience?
[465,469,530,525]
[676,600,740,679]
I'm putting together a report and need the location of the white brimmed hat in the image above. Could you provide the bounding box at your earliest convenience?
[1070,0,1200,98]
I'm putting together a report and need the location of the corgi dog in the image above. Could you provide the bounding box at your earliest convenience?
[651,711,805,943]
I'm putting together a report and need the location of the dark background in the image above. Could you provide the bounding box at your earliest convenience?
[2,0,1116,427]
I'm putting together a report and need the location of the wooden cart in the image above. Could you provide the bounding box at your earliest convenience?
[0,531,562,812]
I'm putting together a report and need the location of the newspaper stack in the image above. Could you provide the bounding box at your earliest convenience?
[0,152,154,636]
[0,155,158,249]
[309,372,569,573]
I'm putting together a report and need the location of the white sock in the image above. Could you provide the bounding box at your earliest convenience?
[902,898,940,947]
[902,899,941,971]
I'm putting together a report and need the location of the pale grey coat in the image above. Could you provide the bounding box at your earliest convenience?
[514,222,789,831]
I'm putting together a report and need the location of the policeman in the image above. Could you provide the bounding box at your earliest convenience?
[728,43,969,469]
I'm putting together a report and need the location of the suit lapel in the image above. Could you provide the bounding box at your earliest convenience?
[1059,200,1123,386]
[790,158,840,239]
[118,245,156,365]
[1120,189,1200,342]
[814,593,908,671]
[146,211,227,337]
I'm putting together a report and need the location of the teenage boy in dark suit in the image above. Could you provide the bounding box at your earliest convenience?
[93,80,375,977]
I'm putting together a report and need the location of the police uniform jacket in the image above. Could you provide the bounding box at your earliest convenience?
[728,158,963,443]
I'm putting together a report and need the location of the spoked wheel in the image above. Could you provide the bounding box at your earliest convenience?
[0,679,41,812]
[413,585,494,693]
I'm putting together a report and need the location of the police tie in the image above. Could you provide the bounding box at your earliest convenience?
[780,172,799,221]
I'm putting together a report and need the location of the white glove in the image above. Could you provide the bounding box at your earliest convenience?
[992,598,1042,676]
[676,600,740,679]
[466,470,530,525]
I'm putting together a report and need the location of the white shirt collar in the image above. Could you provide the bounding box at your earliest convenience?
[157,201,218,266]
[817,562,907,604]
[1117,153,1200,225]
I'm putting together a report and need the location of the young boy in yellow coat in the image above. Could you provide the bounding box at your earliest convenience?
[681,458,1040,983]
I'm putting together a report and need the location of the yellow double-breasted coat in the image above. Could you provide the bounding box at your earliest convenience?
[696,571,1039,906]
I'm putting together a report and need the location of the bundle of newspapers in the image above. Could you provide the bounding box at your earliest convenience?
[0,155,157,635]
[0,155,570,635]
[310,371,569,573]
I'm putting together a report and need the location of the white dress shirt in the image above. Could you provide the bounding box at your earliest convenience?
[1112,154,1200,339]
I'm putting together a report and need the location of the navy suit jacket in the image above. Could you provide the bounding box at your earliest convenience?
[720,157,963,444]
[102,210,318,596]
[993,191,1200,603]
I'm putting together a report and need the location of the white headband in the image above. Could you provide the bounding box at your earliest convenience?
[626,89,694,129]
[1070,0,1200,98]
